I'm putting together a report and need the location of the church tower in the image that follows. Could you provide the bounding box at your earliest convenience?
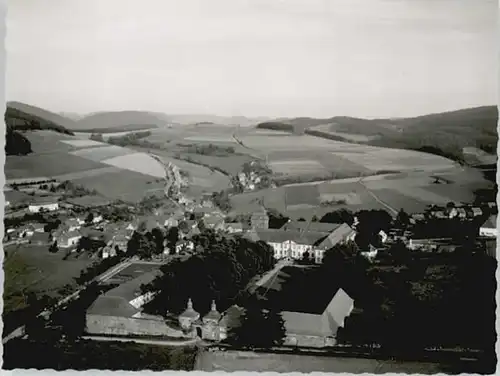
[251,206,269,229]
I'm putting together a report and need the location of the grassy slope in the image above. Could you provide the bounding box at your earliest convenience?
[257,106,498,162]
[6,102,75,135]
[5,102,77,155]
[7,101,77,130]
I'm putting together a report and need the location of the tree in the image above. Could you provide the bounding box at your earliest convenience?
[49,241,59,253]
[85,212,94,225]
[228,304,286,349]
[165,227,179,252]
[311,215,319,222]
[395,209,410,228]
[320,209,355,225]
[267,209,289,229]
[151,228,165,254]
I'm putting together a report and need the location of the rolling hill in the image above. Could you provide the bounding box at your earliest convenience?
[257,106,498,163]
[5,102,76,156]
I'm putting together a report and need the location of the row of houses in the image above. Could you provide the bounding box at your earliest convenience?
[410,202,496,224]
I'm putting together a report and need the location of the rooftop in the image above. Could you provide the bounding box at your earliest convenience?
[30,196,60,205]
[281,221,344,233]
[482,215,497,229]
[254,265,351,315]
[254,229,329,247]
[87,269,162,317]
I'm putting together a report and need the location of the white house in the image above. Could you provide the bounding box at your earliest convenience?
[28,200,59,213]
[479,215,497,238]
[92,214,104,224]
[58,231,82,248]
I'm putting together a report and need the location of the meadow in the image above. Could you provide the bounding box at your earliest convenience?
[4,243,94,313]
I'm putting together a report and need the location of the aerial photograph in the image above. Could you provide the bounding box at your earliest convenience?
[2,0,498,373]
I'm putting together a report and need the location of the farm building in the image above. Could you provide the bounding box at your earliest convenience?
[224,222,244,233]
[28,197,59,213]
[85,269,188,338]
[479,215,497,238]
[58,231,82,248]
[253,266,355,348]
[282,287,354,348]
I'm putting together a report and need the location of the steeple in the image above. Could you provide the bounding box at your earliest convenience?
[187,298,193,310]
[203,299,222,322]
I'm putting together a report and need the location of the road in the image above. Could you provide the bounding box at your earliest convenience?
[2,258,133,345]
[82,335,199,347]
[358,176,399,217]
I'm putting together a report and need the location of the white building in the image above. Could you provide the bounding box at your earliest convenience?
[28,201,59,213]
[58,231,82,248]
[252,223,356,264]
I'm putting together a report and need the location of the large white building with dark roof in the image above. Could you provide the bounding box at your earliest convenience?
[250,223,356,263]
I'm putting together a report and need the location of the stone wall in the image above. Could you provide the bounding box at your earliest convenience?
[284,334,336,348]
[86,314,191,338]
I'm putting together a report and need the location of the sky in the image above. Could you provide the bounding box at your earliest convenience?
[5,0,498,118]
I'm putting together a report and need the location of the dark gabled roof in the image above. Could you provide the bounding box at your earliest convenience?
[254,229,328,246]
[316,224,355,249]
[31,232,50,243]
[87,270,162,317]
[87,296,140,317]
[482,215,497,229]
[281,221,343,233]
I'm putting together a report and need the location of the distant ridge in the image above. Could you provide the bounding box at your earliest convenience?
[256,106,498,163]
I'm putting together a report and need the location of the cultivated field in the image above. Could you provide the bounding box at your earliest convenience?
[308,123,379,142]
[71,170,165,203]
[102,153,166,178]
[70,145,133,162]
[60,139,107,148]
[230,163,492,218]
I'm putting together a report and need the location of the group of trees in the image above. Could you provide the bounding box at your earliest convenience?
[211,190,231,211]
[226,299,286,349]
[319,233,497,359]
[126,227,166,259]
[89,131,152,147]
[142,229,276,318]
[182,143,235,156]
[5,125,32,155]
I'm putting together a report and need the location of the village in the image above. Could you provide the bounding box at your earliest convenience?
[3,163,497,360]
